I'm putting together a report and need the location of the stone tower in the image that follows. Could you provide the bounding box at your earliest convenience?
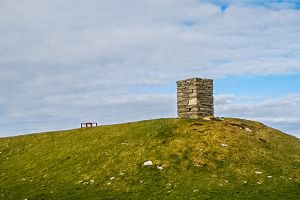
[177,78,214,119]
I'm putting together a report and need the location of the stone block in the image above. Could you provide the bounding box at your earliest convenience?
[177,77,213,119]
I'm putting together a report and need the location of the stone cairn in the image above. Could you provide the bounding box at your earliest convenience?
[177,77,214,119]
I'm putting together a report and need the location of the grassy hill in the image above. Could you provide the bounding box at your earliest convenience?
[0,118,299,200]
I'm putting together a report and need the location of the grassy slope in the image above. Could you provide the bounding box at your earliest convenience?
[0,118,299,200]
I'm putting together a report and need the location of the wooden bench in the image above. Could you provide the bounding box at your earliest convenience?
[81,122,97,128]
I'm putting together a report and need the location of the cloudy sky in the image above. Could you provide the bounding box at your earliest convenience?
[0,0,300,137]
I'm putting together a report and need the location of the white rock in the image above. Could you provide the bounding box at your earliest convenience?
[110,177,115,180]
[221,144,228,147]
[203,116,211,121]
[257,182,261,185]
[188,98,197,106]
[90,179,95,183]
[143,160,153,166]
[157,166,163,171]
[267,176,272,178]
[255,171,263,174]
[245,128,252,132]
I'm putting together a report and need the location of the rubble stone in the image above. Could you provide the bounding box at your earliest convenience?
[177,78,214,118]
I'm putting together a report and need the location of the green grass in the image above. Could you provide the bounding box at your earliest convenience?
[0,118,299,199]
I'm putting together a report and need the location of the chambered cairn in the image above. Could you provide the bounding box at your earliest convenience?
[177,78,214,119]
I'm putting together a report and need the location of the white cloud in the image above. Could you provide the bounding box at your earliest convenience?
[202,0,300,9]
[1,1,300,79]
[216,93,300,137]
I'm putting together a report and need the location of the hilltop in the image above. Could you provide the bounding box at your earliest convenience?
[0,118,299,199]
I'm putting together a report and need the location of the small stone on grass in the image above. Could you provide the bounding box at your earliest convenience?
[245,127,252,132]
[143,160,153,166]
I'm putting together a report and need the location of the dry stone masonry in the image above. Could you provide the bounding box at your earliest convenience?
[177,78,214,119]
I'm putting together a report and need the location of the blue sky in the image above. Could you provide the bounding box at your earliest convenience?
[216,74,300,96]
[0,0,300,137]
